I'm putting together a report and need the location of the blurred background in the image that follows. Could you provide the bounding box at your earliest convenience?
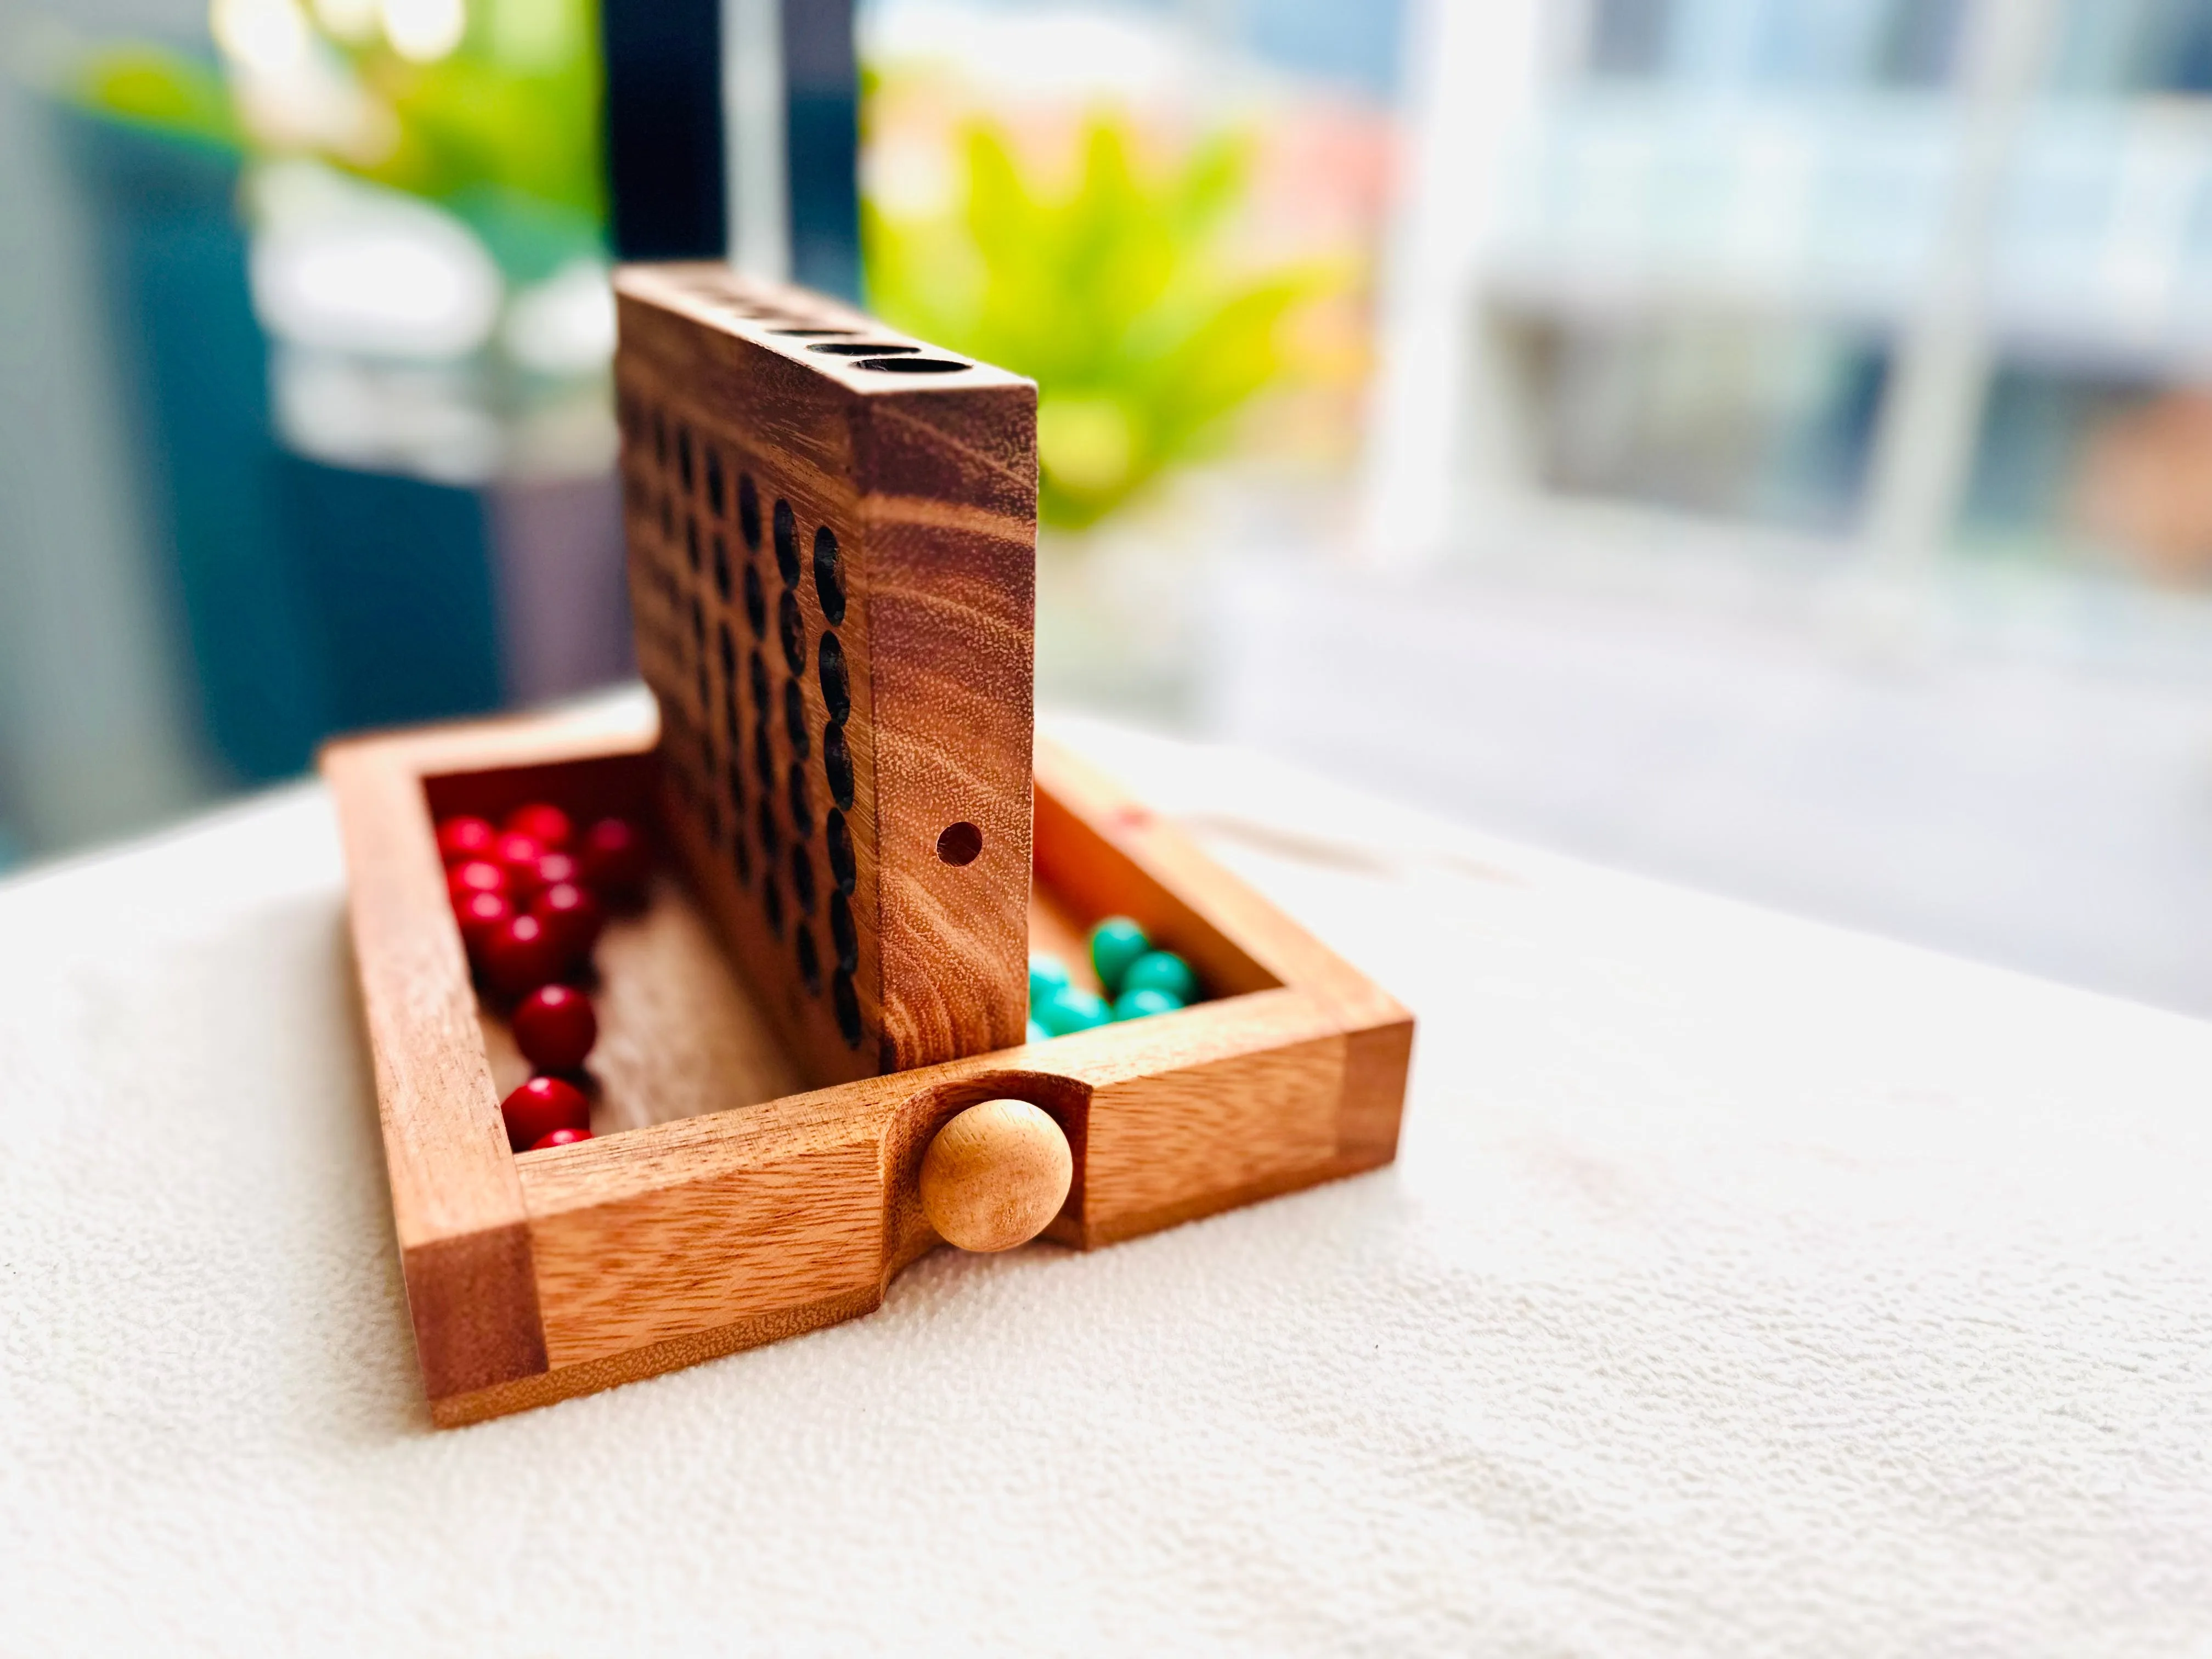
[8,0,2212,1017]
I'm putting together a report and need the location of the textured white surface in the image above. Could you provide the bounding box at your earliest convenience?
[2,718,2210,1656]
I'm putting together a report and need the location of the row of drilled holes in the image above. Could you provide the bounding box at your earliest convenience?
[624,399,868,1048]
[658,273,972,375]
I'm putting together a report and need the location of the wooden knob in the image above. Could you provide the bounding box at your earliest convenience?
[919,1099,1072,1252]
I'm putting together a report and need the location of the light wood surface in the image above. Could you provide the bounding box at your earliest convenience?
[325,701,1412,1422]
[919,1099,1074,1252]
[322,740,548,1398]
[614,264,1036,1087]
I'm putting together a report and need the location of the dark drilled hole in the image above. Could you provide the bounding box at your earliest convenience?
[855,357,968,374]
[813,526,844,624]
[826,808,856,894]
[738,473,761,552]
[678,424,695,491]
[779,590,805,674]
[936,822,983,866]
[755,795,782,861]
[752,719,775,792]
[685,516,701,573]
[783,678,810,757]
[706,445,725,515]
[725,757,746,813]
[789,842,816,913]
[830,889,857,971]
[761,868,784,935]
[743,562,766,640]
[795,922,822,992]
[773,499,800,586]
[769,328,857,337]
[718,619,735,676]
[713,533,731,601]
[819,633,850,724]
[732,828,752,883]
[823,722,854,809]
[833,969,861,1047]
[748,648,769,715]
[659,494,674,540]
[787,761,813,840]
[806,342,921,357]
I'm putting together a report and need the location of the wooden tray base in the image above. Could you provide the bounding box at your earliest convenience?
[324,703,1412,1426]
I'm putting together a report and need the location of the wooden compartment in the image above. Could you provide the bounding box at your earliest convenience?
[325,701,1412,1427]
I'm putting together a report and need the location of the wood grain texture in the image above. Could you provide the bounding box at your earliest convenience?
[328,699,1412,1423]
[919,1099,1074,1252]
[322,739,548,1396]
[613,263,1036,1087]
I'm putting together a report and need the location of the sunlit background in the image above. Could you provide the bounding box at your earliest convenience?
[8,0,2212,1016]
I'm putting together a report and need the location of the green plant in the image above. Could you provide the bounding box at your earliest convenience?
[865,112,1335,531]
[63,0,603,283]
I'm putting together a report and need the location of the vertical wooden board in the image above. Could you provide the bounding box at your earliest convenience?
[613,264,1034,1087]
[1079,1034,1350,1245]
[857,389,1037,1071]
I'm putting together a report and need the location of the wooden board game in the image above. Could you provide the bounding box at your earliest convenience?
[616,263,1035,1085]
[325,272,1412,1426]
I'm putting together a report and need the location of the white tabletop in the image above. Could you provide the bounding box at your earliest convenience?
[2,713,2208,1656]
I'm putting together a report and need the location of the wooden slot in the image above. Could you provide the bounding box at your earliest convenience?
[325,699,1411,1426]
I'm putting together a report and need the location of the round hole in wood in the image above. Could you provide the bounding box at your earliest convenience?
[768,328,858,337]
[936,822,983,866]
[830,888,857,970]
[744,563,766,640]
[786,761,813,840]
[819,633,850,724]
[826,808,856,894]
[738,473,761,551]
[789,841,816,913]
[794,921,822,992]
[806,341,921,356]
[782,678,810,755]
[751,729,774,799]
[772,498,799,584]
[778,590,806,673]
[855,357,969,374]
[919,1099,1072,1253]
[833,967,862,1047]
[813,525,844,623]
[823,721,854,809]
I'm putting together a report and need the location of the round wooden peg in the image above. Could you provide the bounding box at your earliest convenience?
[919,1098,1073,1252]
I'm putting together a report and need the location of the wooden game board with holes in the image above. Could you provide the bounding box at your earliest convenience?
[323,269,1412,1427]
[616,264,1035,1087]
[325,701,1412,1426]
